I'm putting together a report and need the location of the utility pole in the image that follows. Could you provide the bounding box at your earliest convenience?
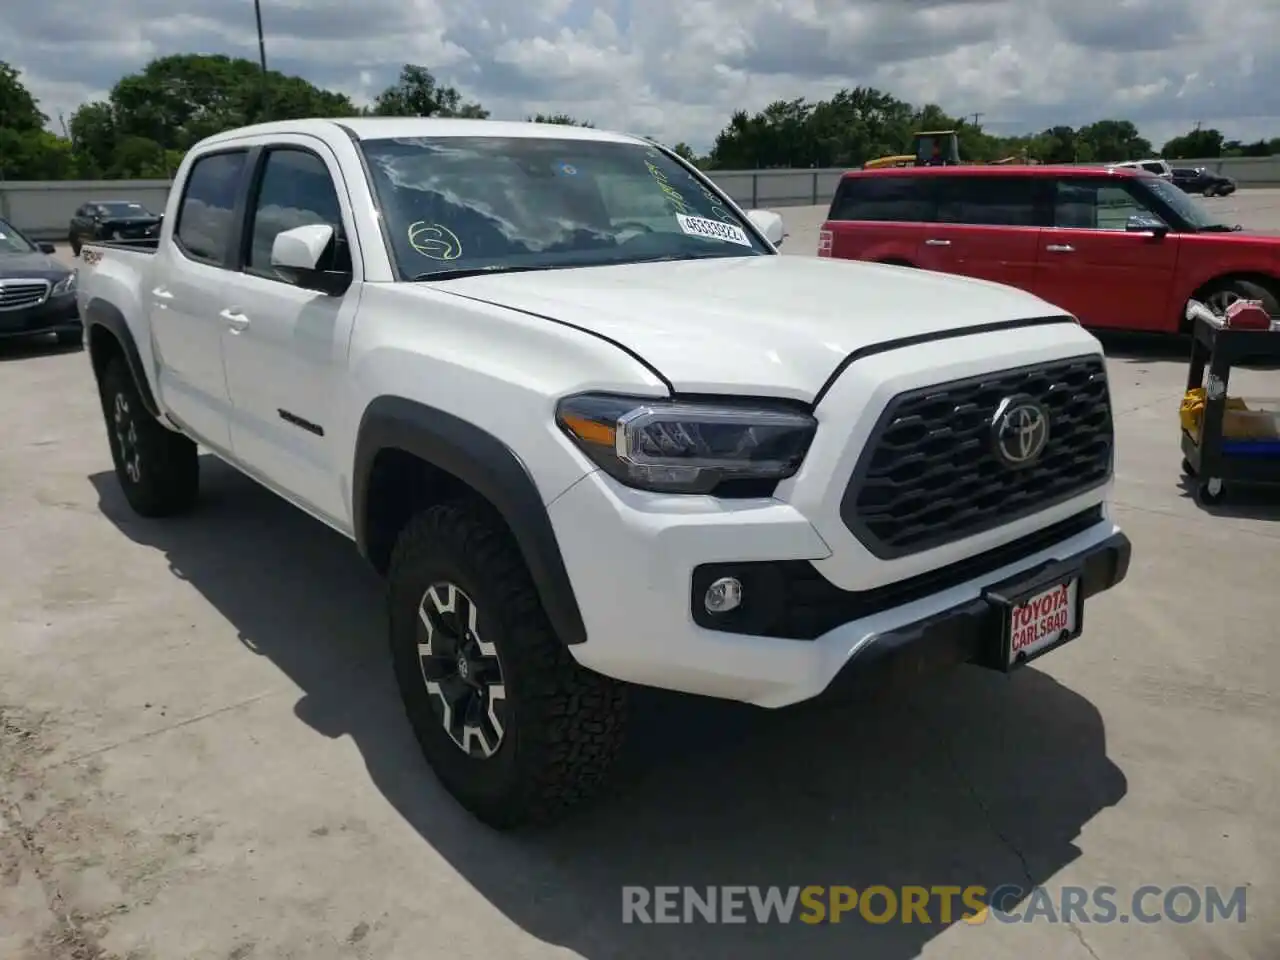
[253,0,268,123]
[970,112,984,127]
[254,0,268,72]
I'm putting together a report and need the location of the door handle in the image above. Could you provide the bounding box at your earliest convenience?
[924,238,952,246]
[1045,244,1075,253]
[219,308,250,331]
[151,287,174,300]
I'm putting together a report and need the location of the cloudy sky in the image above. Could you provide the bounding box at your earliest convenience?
[5,0,1279,154]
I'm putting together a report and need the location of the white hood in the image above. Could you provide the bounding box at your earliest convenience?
[436,255,1067,401]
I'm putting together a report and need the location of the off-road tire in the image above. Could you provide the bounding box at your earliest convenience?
[387,500,627,829]
[99,357,199,517]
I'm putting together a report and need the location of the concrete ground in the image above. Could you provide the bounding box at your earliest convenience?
[2,194,1279,960]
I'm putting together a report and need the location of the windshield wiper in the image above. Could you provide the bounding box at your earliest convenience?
[1198,223,1242,232]
[411,264,554,282]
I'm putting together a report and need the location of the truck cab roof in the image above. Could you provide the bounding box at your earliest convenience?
[196,117,647,149]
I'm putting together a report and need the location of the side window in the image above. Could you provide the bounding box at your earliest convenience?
[1053,180,1160,230]
[937,176,1039,226]
[246,148,348,278]
[828,177,933,222]
[175,151,248,265]
[1141,162,1165,175]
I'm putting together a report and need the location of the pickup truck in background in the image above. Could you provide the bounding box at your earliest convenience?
[77,118,1131,828]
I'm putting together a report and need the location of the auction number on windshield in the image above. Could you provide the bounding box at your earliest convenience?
[676,214,751,247]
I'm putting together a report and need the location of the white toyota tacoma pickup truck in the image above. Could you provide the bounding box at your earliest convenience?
[77,118,1131,829]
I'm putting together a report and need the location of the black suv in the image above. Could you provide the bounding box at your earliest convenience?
[68,200,163,255]
[1170,167,1236,198]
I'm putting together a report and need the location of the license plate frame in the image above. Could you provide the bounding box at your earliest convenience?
[983,563,1086,672]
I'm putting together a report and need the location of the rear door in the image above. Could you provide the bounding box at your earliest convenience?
[821,175,933,264]
[916,175,1044,290]
[149,148,250,451]
[1032,177,1181,331]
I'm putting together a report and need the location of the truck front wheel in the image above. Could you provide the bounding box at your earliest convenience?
[387,501,627,829]
[99,357,199,517]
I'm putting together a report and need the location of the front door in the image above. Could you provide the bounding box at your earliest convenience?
[1032,177,1181,332]
[149,149,250,452]
[219,141,361,528]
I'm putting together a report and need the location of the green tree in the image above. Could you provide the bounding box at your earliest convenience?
[115,54,357,147]
[0,62,78,179]
[1228,137,1279,157]
[1076,119,1152,162]
[0,127,75,180]
[65,54,358,178]
[527,112,594,126]
[67,101,117,177]
[0,60,46,132]
[1161,127,1225,159]
[670,142,697,163]
[371,65,487,118]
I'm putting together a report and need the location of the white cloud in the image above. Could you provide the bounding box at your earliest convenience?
[3,0,1277,155]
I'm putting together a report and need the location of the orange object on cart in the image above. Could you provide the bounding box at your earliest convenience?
[1180,387,1280,440]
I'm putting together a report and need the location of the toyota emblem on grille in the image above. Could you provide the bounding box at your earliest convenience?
[991,396,1050,466]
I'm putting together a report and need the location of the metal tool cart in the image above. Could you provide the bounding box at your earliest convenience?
[1180,301,1280,506]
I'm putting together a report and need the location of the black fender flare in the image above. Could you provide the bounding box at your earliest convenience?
[84,297,161,418]
[353,396,588,646]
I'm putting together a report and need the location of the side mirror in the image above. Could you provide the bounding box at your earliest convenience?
[1125,215,1168,237]
[38,242,57,254]
[746,209,786,247]
[270,224,350,295]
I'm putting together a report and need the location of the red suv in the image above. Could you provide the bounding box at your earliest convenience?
[818,165,1280,333]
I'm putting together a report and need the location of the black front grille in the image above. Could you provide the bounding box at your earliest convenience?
[841,355,1113,558]
[0,280,50,311]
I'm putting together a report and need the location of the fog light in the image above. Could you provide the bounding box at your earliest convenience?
[704,576,743,614]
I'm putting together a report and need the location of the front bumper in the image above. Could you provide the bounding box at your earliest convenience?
[813,531,1130,705]
[0,293,80,339]
[549,469,1130,708]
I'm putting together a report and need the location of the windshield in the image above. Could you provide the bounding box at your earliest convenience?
[98,201,152,217]
[359,136,770,279]
[1141,177,1232,230]
[0,219,37,254]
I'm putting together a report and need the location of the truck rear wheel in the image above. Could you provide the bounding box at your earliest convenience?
[387,501,627,829]
[99,357,199,517]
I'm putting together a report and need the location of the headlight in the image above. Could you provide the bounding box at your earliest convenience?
[52,271,77,295]
[555,393,817,495]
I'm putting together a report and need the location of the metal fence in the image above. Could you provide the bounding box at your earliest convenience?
[3,155,1278,240]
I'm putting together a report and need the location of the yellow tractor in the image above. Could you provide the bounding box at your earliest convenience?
[861,130,1034,169]
[863,130,961,170]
